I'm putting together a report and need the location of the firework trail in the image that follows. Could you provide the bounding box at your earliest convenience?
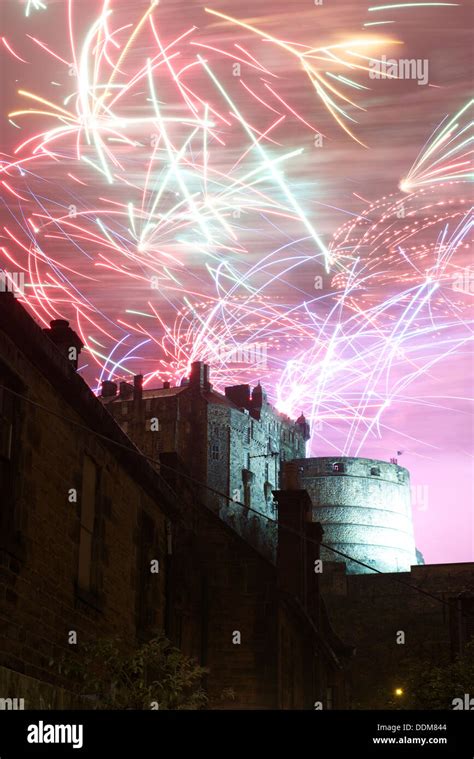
[5,0,392,389]
[276,210,473,455]
[400,99,474,193]
[204,7,398,147]
[1,1,472,460]
[328,181,472,288]
[24,0,47,17]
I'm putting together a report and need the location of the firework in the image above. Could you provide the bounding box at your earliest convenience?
[400,100,474,193]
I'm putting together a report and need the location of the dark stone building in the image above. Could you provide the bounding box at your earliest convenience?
[320,561,474,709]
[0,294,177,707]
[164,464,352,708]
[0,294,351,709]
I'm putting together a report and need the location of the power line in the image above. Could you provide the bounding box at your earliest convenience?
[1,383,472,620]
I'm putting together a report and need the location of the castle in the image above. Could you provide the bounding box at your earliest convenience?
[283,456,421,573]
[100,361,309,559]
[101,361,421,573]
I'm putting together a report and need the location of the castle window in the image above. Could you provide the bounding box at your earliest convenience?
[264,481,272,501]
[0,374,23,555]
[332,462,345,474]
[247,426,251,444]
[371,467,380,477]
[211,442,219,461]
[78,455,98,593]
[244,483,251,509]
[137,510,159,635]
[0,386,13,461]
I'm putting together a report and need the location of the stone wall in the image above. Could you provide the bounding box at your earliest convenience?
[321,561,474,709]
[285,457,418,572]
[161,458,351,709]
[0,666,88,710]
[0,300,172,701]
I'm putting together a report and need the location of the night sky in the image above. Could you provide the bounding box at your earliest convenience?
[1,0,472,563]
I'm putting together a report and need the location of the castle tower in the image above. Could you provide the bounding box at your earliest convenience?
[283,457,420,573]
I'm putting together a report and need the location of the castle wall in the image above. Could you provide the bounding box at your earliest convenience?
[285,457,418,573]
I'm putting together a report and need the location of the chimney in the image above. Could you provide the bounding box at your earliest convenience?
[189,361,211,391]
[250,382,266,419]
[273,489,323,617]
[119,381,134,400]
[280,461,302,490]
[163,381,170,389]
[101,380,117,398]
[224,384,250,409]
[295,412,311,441]
[43,319,84,370]
[133,374,143,403]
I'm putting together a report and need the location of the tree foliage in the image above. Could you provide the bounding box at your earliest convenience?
[403,641,474,709]
[62,631,209,710]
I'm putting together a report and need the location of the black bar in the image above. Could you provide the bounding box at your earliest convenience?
[0,710,472,758]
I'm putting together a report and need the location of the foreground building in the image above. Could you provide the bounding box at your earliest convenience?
[0,294,351,709]
[162,465,352,709]
[0,295,177,707]
[320,560,474,709]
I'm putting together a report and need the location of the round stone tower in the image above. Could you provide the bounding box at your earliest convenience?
[285,457,419,573]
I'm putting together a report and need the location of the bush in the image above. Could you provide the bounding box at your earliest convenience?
[404,640,474,709]
[61,631,209,710]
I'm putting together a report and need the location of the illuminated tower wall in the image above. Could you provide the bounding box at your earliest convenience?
[284,457,420,573]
